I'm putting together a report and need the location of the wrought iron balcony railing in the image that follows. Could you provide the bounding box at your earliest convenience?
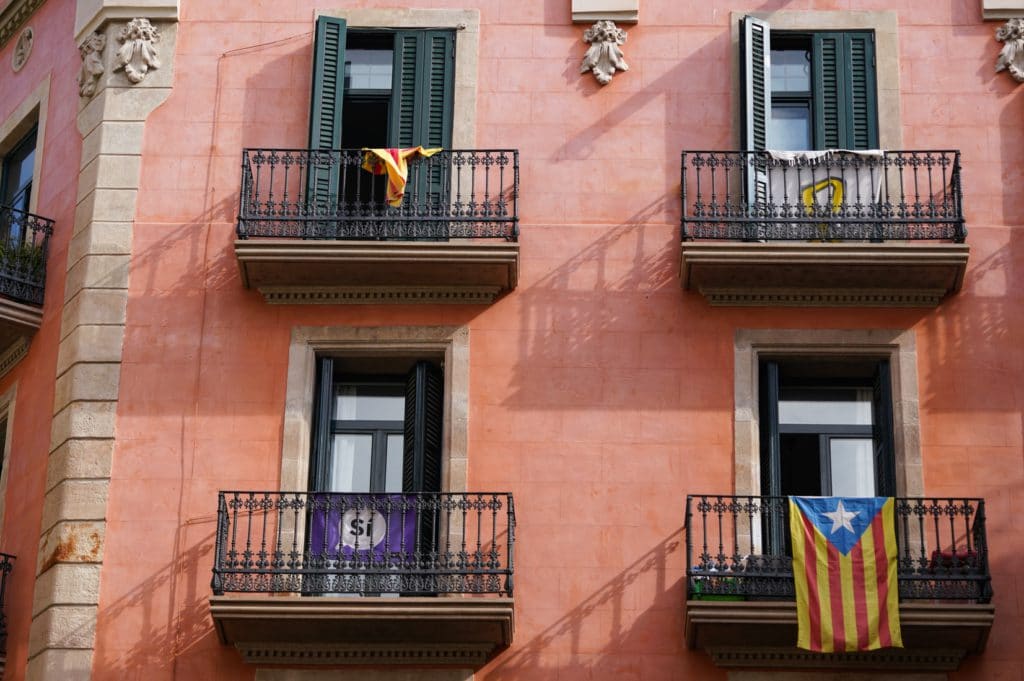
[681,150,965,242]
[237,149,519,241]
[685,495,990,603]
[0,205,52,306]
[0,553,13,656]
[212,491,515,597]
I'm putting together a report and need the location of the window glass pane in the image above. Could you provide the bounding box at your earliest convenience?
[769,105,811,151]
[385,434,404,493]
[335,383,404,421]
[2,133,34,210]
[330,433,373,492]
[345,49,393,90]
[779,387,872,426]
[770,48,810,92]
[780,433,823,496]
[829,438,875,496]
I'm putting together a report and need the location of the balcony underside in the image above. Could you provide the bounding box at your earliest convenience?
[680,242,969,307]
[0,297,40,376]
[209,595,514,666]
[685,600,994,671]
[235,239,519,304]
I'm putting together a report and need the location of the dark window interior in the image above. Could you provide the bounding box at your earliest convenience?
[1,126,36,214]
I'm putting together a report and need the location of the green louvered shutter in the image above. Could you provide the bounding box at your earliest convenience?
[389,31,454,235]
[403,361,444,562]
[308,16,347,214]
[844,32,878,150]
[871,360,896,496]
[813,33,844,150]
[391,32,420,148]
[389,31,455,149]
[741,16,770,221]
[741,16,770,152]
[813,31,878,150]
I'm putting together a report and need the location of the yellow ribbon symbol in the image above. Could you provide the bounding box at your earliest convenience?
[801,178,845,238]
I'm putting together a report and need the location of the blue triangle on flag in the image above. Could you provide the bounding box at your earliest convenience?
[791,496,887,555]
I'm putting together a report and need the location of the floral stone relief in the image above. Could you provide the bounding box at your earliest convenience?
[115,18,161,84]
[580,20,628,85]
[996,18,1024,82]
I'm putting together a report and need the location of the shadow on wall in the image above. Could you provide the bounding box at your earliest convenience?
[485,528,722,679]
[91,525,242,676]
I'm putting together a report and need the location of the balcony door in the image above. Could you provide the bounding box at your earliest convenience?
[309,17,454,237]
[308,357,443,592]
[759,357,895,554]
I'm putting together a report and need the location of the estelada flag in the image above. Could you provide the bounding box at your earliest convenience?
[789,496,903,652]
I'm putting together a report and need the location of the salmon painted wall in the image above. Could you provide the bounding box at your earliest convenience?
[90,0,1022,679]
[0,0,81,678]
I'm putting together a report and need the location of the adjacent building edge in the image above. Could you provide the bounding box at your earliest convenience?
[25,3,177,679]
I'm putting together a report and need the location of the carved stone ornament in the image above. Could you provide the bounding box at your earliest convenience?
[11,26,32,72]
[77,31,107,98]
[580,20,628,85]
[996,18,1024,82]
[114,18,161,84]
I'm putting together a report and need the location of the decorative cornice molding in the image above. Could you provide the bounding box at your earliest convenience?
[580,20,628,85]
[702,289,946,307]
[236,642,494,666]
[680,242,970,308]
[0,336,29,379]
[0,0,45,49]
[259,286,502,305]
[983,0,1024,20]
[707,646,967,671]
[234,239,520,304]
[74,1,179,43]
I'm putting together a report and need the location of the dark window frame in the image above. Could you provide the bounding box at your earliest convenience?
[1,125,37,213]
[742,16,879,152]
[309,357,444,495]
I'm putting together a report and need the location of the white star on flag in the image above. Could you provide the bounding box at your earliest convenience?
[823,500,859,534]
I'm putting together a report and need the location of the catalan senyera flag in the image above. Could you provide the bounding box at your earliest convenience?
[361,146,442,207]
[789,496,903,652]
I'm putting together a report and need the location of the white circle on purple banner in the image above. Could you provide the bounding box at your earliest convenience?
[340,510,387,549]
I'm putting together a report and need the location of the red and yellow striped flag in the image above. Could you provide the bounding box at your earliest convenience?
[789,496,903,652]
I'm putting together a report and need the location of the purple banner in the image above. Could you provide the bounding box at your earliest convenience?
[308,494,418,562]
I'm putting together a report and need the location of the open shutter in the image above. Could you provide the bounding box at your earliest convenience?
[844,32,878,150]
[759,361,786,555]
[814,31,878,150]
[872,360,896,496]
[402,361,444,493]
[403,361,444,562]
[812,33,843,150]
[741,17,770,226]
[390,31,454,234]
[389,31,454,149]
[307,17,347,213]
[741,16,770,152]
[309,357,335,491]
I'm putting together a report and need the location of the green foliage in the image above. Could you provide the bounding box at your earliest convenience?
[0,239,44,279]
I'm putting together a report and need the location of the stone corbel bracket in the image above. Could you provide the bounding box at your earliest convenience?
[580,20,629,85]
[995,18,1024,82]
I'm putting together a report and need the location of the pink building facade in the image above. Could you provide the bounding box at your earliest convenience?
[0,0,1019,679]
